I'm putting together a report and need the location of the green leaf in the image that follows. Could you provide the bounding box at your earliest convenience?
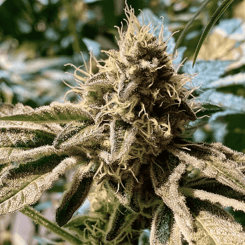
[150,203,174,245]
[128,190,141,213]
[205,73,245,89]
[0,103,34,116]
[181,187,245,214]
[185,179,245,201]
[0,102,94,124]
[194,144,245,195]
[211,142,245,166]
[0,147,26,162]
[195,101,223,118]
[187,198,245,244]
[80,72,110,88]
[56,161,98,227]
[0,146,81,215]
[172,145,245,196]
[63,212,107,228]
[197,91,245,113]
[182,60,232,89]
[217,114,245,153]
[150,160,195,244]
[53,121,88,149]
[138,229,150,245]
[112,127,138,163]
[0,121,57,147]
[0,147,28,177]
[174,0,213,55]
[168,222,183,245]
[105,203,137,242]
[53,122,105,150]
[104,173,135,210]
[193,0,236,67]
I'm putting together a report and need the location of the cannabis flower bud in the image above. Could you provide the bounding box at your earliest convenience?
[1,3,245,245]
[70,5,198,165]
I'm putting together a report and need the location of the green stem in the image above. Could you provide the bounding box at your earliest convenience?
[60,0,80,54]
[21,206,82,245]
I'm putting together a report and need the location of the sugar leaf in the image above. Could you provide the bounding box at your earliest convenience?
[0,147,82,215]
[54,123,106,150]
[0,102,94,123]
[181,187,245,214]
[150,160,195,245]
[105,203,138,242]
[56,161,98,227]
[150,203,174,245]
[188,198,245,245]
[0,121,56,147]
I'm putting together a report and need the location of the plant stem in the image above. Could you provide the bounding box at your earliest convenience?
[60,0,80,54]
[21,205,82,245]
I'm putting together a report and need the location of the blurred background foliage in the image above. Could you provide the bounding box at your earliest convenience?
[0,0,245,244]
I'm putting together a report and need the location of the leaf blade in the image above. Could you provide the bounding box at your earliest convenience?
[105,203,137,242]
[150,203,174,245]
[150,159,195,244]
[56,161,98,227]
[193,0,236,66]
[0,121,57,147]
[0,102,94,123]
[173,0,213,55]
[170,146,245,197]
[54,122,104,150]
[0,150,82,215]
[181,187,245,214]
[188,198,245,245]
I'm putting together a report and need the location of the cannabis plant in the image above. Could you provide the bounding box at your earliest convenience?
[1,4,245,245]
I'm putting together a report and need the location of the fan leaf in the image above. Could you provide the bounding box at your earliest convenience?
[205,73,245,89]
[197,90,245,113]
[174,0,213,55]
[193,0,236,66]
